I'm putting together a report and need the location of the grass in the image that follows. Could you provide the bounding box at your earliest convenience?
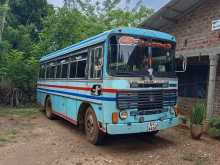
[181,151,210,165]
[0,107,39,118]
[0,107,39,145]
[181,152,195,162]
[0,129,17,144]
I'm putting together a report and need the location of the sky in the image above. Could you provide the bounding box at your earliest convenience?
[144,0,171,10]
[47,0,170,11]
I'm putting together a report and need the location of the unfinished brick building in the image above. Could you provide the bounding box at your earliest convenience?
[140,0,220,118]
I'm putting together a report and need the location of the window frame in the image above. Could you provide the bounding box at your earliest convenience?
[39,64,46,80]
[45,64,50,79]
[69,61,77,79]
[107,34,176,78]
[60,59,70,79]
[89,45,104,80]
[55,62,62,79]
[40,43,105,81]
[49,63,56,79]
[68,50,88,80]
[45,62,56,80]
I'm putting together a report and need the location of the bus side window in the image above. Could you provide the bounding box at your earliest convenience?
[56,64,61,78]
[69,62,77,78]
[76,59,86,78]
[39,65,45,79]
[61,63,68,78]
[46,65,50,79]
[90,49,95,78]
[90,46,103,79]
[50,65,56,79]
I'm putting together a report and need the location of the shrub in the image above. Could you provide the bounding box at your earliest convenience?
[208,117,220,138]
[191,102,206,125]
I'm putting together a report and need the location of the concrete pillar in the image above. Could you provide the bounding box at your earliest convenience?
[206,54,219,119]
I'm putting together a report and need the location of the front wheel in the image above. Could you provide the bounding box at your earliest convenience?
[84,107,104,145]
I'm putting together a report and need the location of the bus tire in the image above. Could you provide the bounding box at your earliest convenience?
[45,97,55,120]
[84,107,104,145]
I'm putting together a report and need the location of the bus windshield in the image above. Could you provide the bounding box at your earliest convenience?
[109,35,176,77]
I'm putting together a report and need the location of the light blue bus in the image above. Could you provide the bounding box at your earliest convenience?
[37,27,183,144]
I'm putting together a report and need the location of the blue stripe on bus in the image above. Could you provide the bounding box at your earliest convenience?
[37,88,116,101]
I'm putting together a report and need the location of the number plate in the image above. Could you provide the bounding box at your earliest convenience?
[147,121,159,132]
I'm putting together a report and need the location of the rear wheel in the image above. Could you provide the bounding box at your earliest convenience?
[84,107,104,145]
[45,97,55,120]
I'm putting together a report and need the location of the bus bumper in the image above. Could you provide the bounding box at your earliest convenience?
[106,117,183,135]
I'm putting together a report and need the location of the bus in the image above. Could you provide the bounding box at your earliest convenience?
[37,27,183,145]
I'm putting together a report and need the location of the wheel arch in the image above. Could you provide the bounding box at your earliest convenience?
[44,95,51,109]
[77,102,91,127]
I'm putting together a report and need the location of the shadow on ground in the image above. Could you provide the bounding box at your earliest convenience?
[54,114,176,153]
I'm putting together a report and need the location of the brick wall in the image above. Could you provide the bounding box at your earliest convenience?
[161,0,220,117]
[164,0,220,52]
[178,97,206,117]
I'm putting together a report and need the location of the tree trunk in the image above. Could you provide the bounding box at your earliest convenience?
[0,0,9,42]
[10,88,14,107]
[15,88,19,106]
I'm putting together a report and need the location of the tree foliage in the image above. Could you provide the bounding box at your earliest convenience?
[0,0,154,105]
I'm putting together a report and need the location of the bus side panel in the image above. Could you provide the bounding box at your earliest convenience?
[36,91,47,107]
[51,95,66,115]
[103,101,117,124]
[90,103,104,123]
[66,97,77,120]
[75,101,104,124]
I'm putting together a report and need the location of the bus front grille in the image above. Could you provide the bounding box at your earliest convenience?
[117,89,177,114]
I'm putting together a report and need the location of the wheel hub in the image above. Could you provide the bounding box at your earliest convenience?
[87,113,95,135]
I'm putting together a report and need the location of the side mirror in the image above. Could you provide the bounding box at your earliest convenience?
[176,55,187,72]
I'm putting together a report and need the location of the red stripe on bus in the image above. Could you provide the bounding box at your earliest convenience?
[37,83,119,93]
[38,84,91,91]
[102,88,118,93]
[53,111,78,125]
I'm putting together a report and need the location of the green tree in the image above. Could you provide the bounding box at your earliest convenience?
[40,0,153,54]
[104,5,153,28]
[8,0,52,30]
[0,0,9,42]
[0,0,52,106]
[0,0,154,106]
[1,50,38,105]
[39,7,106,54]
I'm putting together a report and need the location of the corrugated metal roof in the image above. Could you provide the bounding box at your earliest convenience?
[40,27,176,62]
[139,0,206,31]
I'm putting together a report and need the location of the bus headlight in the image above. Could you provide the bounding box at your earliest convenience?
[119,111,128,120]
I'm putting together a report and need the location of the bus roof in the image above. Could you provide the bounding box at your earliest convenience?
[40,27,176,62]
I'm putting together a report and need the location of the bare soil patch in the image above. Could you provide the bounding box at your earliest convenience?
[0,107,220,165]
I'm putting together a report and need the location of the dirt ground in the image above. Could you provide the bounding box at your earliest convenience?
[0,108,220,165]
